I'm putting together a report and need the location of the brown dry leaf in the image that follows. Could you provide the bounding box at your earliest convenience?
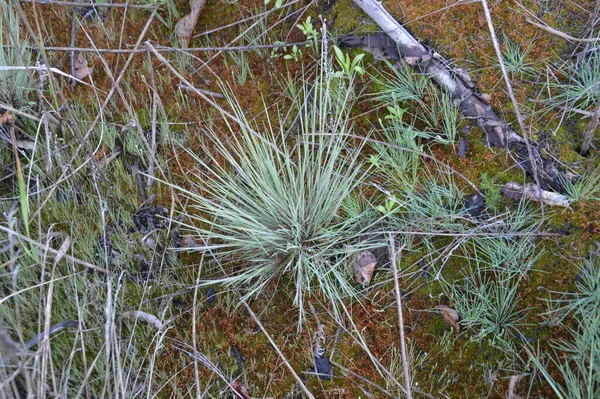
[231,381,250,399]
[93,143,110,161]
[230,381,273,399]
[74,53,91,80]
[0,110,14,125]
[436,305,460,332]
[180,234,209,249]
[353,250,377,285]
[175,0,207,48]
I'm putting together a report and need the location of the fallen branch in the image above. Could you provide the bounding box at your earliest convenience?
[347,0,569,192]
[18,0,156,9]
[502,182,570,207]
[481,0,540,188]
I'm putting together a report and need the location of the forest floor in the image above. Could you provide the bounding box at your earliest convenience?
[1,0,600,398]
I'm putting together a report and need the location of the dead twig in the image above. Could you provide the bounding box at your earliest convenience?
[239,294,315,399]
[581,100,600,154]
[502,182,571,207]
[388,235,412,399]
[40,41,311,53]
[526,18,600,43]
[480,0,541,189]
[18,0,156,8]
[177,83,224,99]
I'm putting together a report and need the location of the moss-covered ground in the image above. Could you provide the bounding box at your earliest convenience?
[1,0,599,398]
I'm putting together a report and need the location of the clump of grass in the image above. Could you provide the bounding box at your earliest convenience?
[501,34,538,78]
[444,261,528,349]
[372,62,461,144]
[559,166,600,203]
[0,2,35,109]
[175,46,374,325]
[531,256,600,398]
[549,52,600,112]
[439,209,542,348]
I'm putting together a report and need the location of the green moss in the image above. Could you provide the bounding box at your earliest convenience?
[329,0,376,34]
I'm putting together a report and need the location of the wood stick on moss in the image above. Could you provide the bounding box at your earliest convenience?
[581,100,600,154]
[18,0,156,9]
[480,0,541,189]
[239,293,315,399]
[351,0,568,192]
[389,235,412,399]
[40,41,311,53]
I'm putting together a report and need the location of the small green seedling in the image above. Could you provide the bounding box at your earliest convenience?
[385,104,408,123]
[376,196,400,215]
[264,0,283,8]
[283,45,302,62]
[333,46,365,79]
[297,16,318,45]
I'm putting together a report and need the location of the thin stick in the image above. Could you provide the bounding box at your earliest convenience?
[177,83,225,99]
[0,102,41,121]
[239,295,315,399]
[388,236,412,399]
[581,100,600,154]
[526,18,600,43]
[330,360,399,398]
[39,41,311,53]
[480,0,541,189]
[18,0,156,8]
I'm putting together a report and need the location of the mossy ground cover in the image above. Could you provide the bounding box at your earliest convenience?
[1,0,599,398]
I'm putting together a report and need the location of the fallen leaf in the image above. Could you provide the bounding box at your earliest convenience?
[74,53,91,80]
[313,351,333,380]
[353,250,377,285]
[436,305,460,332]
[0,110,14,125]
[175,0,207,48]
[93,143,110,161]
[180,234,210,249]
[231,381,250,399]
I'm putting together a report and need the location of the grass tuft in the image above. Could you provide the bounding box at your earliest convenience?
[175,47,374,326]
[0,2,35,109]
